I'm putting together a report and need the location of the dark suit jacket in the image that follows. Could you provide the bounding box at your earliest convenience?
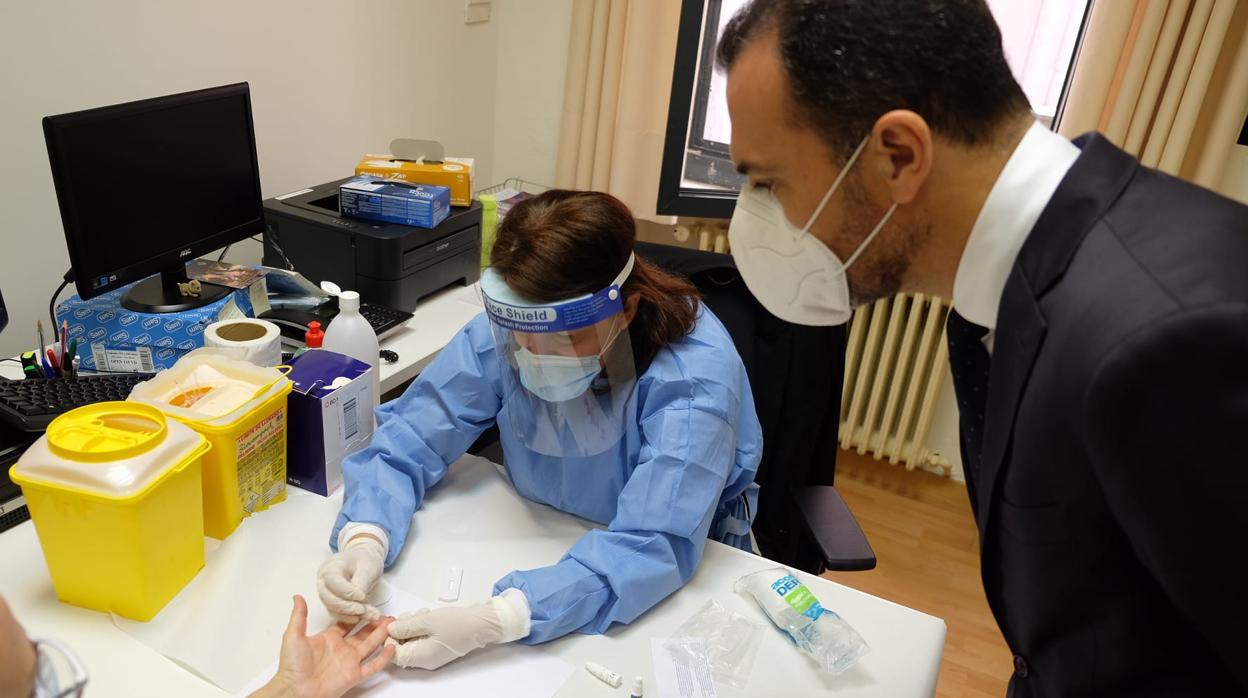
[976,133,1248,696]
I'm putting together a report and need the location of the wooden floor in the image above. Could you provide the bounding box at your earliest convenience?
[821,450,1013,697]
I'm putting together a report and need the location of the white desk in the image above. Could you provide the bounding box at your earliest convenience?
[376,283,483,394]
[0,456,946,697]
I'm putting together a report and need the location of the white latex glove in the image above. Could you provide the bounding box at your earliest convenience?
[317,535,386,623]
[386,591,530,670]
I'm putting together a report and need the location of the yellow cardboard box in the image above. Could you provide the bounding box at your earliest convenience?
[355,155,474,207]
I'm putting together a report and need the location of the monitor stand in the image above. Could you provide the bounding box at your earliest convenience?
[121,267,231,313]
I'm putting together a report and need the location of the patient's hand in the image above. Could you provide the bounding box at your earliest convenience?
[0,596,37,698]
[249,595,394,698]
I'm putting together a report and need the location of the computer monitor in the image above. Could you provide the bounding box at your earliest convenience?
[43,83,264,313]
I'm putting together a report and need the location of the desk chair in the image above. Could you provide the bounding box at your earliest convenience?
[635,242,875,573]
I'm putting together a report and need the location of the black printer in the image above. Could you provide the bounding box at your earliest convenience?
[261,178,481,311]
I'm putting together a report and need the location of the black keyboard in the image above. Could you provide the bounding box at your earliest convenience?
[360,303,414,337]
[0,373,154,432]
[262,302,413,345]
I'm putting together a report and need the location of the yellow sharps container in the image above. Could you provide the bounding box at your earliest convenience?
[10,402,210,621]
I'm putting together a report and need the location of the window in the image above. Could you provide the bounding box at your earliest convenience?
[987,0,1091,125]
[657,0,1093,218]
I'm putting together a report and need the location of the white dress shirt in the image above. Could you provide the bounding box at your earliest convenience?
[951,121,1080,353]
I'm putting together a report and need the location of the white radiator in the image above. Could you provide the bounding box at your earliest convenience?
[839,294,953,474]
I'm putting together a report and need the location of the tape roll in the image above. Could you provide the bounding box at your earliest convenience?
[204,319,282,367]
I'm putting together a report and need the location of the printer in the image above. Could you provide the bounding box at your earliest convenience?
[262,177,482,311]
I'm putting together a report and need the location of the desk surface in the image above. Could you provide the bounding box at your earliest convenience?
[0,456,945,697]
[376,283,483,394]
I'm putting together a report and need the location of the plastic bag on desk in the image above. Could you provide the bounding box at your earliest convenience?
[735,567,870,676]
[671,599,765,689]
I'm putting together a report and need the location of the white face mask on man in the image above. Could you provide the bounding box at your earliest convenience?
[728,136,898,326]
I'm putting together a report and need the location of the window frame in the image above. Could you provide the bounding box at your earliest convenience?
[656,0,739,219]
[657,0,1096,220]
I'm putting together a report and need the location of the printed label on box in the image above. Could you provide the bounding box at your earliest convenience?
[236,408,286,513]
[91,345,155,373]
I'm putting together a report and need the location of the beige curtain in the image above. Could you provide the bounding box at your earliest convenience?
[554,0,680,221]
[1059,0,1248,191]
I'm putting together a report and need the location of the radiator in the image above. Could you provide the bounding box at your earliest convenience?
[839,294,953,474]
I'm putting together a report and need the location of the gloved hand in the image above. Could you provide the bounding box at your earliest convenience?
[317,535,386,623]
[386,591,530,670]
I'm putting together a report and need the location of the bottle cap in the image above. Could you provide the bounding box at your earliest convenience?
[305,321,324,348]
[631,676,644,696]
[338,290,360,311]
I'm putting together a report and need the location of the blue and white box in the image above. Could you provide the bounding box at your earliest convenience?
[339,175,451,229]
[286,349,376,496]
[56,279,262,373]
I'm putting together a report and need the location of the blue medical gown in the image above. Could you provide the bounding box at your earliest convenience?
[330,306,762,644]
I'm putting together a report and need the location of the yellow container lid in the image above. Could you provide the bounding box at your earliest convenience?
[12,402,207,500]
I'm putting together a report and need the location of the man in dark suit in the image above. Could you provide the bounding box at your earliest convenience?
[715,1,1248,695]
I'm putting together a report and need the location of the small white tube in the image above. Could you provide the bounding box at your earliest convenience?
[630,675,644,697]
[585,661,622,688]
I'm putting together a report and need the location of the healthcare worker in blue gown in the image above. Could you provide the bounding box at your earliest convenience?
[317,190,762,670]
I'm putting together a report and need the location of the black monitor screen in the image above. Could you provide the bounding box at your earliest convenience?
[44,84,263,298]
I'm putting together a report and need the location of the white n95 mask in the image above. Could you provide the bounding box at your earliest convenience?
[514,348,602,403]
[728,137,897,326]
[512,321,624,403]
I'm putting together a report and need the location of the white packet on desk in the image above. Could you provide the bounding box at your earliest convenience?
[671,599,764,689]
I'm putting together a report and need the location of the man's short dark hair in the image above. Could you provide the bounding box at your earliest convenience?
[717,0,1031,158]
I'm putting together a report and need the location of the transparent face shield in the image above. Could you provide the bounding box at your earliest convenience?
[480,254,639,458]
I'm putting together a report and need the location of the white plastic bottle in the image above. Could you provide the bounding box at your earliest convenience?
[735,568,870,675]
[322,291,381,414]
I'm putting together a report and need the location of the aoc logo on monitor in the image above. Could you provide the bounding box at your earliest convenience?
[179,248,193,258]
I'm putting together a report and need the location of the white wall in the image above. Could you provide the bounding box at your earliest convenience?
[0,0,500,358]
[491,0,574,188]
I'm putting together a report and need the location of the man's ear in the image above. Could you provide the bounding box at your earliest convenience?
[871,110,934,205]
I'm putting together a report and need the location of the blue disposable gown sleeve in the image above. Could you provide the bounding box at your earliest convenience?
[331,314,501,567]
[494,385,742,643]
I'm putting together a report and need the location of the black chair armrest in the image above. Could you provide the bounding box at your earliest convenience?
[795,485,877,571]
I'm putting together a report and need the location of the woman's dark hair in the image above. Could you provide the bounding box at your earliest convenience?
[490,190,700,372]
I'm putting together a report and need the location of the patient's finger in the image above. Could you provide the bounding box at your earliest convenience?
[352,618,393,660]
[361,643,397,678]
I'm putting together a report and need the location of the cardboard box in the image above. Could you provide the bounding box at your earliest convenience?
[355,155,474,207]
[339,176,451,229]
[285,349,375,496]
[57,280,263,373]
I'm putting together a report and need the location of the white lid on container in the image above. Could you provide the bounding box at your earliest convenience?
[338,291,360,311]
[12,402,208,500]
[127,348,289,423]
